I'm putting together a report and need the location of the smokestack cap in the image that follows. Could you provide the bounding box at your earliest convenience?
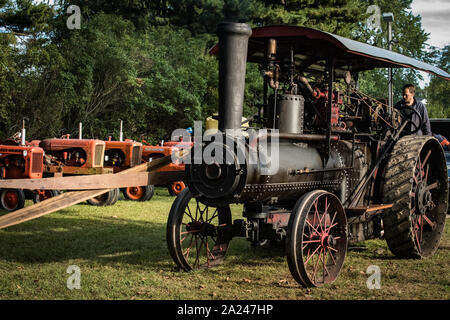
[217,22,252,37]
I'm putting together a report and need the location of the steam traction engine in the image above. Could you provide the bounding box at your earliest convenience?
[166,23,449,287]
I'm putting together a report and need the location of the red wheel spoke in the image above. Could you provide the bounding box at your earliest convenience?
[325,210,337,234]
[303,240,321,244]
[304,245,321,265]
[306,218,321,235]
[426,182,438,191]
[184,247,191,260]
[181,230,198,235]
[322,250,330,277]
[311,248,323,283]
[327,248,337,265]
[194,236,203,268]
[326,222,338,234]
[415,229,422,252]
[313,199,320,230]
[422,150,432,169]
[424,165,429,183]
[183,234,195,260]
[206,209,219,224]
[186,206,195,221]
[422,215,435,228]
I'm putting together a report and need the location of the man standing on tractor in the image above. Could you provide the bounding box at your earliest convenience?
[394,84,432,136]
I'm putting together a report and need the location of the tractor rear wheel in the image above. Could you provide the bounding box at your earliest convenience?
[33,190,60,203]
[87,189,115,206]
[122,185,154,201]
[166,188,232,270]
[108,188,120,206]
[168,181,186,196]
[0,189,25,212]
[286,190,348,287]
[382,136,448,258]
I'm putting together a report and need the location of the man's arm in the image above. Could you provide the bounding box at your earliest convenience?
[420,102,432,135]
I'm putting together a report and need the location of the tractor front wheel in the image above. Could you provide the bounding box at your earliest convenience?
[122,185,154,201]
[168,181,186,196]
[0,189,26,212]
[286,190,348,287]
[166,188,233,270]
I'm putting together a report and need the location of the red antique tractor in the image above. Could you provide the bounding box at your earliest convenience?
[103,136,154,202]
[0,144,46,211]
[141,135,192,196]
[0,122,52,211]
[38,133,115,206]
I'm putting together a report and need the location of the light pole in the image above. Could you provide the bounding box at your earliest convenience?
[382,12,394,114]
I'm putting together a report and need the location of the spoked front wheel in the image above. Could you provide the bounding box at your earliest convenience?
[166,188,232,271]
[286,190,348,287]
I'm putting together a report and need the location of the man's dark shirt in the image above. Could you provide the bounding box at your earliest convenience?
[394,98,432,136]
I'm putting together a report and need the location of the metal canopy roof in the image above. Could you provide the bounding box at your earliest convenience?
[209,25,450,80]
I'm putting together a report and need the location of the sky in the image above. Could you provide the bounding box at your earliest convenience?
[410,0,450,87]
[410,0,450,49]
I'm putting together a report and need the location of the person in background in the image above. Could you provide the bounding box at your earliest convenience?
[394,84,431,136]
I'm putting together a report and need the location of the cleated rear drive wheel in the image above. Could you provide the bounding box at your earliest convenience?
[166,188,232,270]
[382,136,448,258]
[168,181,186,196]
[0,189,26,212]
[122,185,154,201]
[286,190,348,287]
[33,190,60,203]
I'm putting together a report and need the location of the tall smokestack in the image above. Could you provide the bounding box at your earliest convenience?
[217,22,252,133]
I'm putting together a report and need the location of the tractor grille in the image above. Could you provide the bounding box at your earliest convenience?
[131,146,142,167]
[94,144,105,167]
[31,153,44,173]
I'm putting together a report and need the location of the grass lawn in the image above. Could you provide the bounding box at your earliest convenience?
[0,187,448,300]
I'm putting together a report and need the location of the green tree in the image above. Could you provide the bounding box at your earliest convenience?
[425,45,450,118]
[357,0,434,103]
[251,0,366,36]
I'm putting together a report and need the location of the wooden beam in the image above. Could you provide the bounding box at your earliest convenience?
[0,171,183,190]
[0,151,189,230]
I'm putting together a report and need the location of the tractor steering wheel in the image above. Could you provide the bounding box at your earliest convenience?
[399,105,423,135]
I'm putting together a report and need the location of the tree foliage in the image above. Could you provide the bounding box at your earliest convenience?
[425,45,450,118]
[0,0,447,143]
